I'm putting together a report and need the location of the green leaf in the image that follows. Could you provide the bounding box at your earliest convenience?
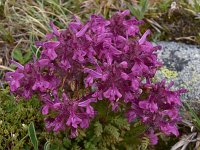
[111,116,130,130]
[28,122,38,150]
[84,141,96,150]
[129,0,148,20]
[123,122,147,146]
[31,45,40,59]
[129,5,138,17]
[12,49,24,64]
[158,0,171,12]
[141,137,150,150]
[129,5,142,20]
[0,26,14,43]
[185,102,200,130]
[63,138,71,148]
[94,121,103,137]
[194,0,200,12]
[44,141,50,150]
[104,124,120,139]
[140,0,148,13]
[23,144,31,150]
[24,50,33,63]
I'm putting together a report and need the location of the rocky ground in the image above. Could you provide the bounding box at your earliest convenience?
[156,41,200,108]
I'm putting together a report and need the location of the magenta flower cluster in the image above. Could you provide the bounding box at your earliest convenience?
[6,10,186,144]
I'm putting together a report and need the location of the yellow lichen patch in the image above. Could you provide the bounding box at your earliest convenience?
[160,67,178,79]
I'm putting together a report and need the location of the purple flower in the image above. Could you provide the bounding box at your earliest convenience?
[126,80,186,140]
[42,105,49,115]
[160,123,179,136]
[50,21,60,37]
[41,93,96,137]
[72,49,87,62]
[90,14,110,33]
[131,78,140,91]
[147,130,158,145]
[123,17,143,36]
[76,22,90,37]
[5,10,186,142]
[131,61,148,76]
[6,72,24,91]
[103,86,122,101]
[139,29,151,45]
[66,113,82,128]
[78,98,96,117]
[162,109,179,120]
[126,110,137,123]
[139,100,158,113]
[32,79,50,92]
[70,128,78,138]
[42,41,60,60]
[166,92,181,105]
[84,68,108,87]
[38,59,50,67]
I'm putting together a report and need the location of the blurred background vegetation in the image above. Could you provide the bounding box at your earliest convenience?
[0,0,200,149]
[0,0,200,84]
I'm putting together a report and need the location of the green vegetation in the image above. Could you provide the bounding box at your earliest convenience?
[0,0,200,149]
[169,103,200,150]
[0,89,153,149]
[0,0,200,69]
[0,88,44,149]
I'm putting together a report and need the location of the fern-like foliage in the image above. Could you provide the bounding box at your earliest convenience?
[94,121,103,137]
[0,88,152,149]
[140,137,150,150]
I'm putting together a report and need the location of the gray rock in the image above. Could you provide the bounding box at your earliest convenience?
[156,41,200,102]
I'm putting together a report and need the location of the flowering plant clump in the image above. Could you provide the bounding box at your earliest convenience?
[6,10,186,144]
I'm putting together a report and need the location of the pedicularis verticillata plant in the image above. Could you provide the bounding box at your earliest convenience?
[6,10,186,145]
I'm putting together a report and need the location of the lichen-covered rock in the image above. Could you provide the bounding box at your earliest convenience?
[156,41,200,102]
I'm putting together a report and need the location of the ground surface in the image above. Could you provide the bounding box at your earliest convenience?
[157,41,200,103]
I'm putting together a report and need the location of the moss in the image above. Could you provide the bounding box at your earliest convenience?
[0,88,150,149]
[0,89,45,149]
[148,8,200,44]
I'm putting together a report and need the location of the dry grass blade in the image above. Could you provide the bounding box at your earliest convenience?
[0,0,74,83]
[175,36,197,42]
[195,133,200,149]
[182,119,195,132]
[80,0,132,16]
[145,18,163,32]
[171,132,197,150]
[0,65,14,72]
[1,0,72,43]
